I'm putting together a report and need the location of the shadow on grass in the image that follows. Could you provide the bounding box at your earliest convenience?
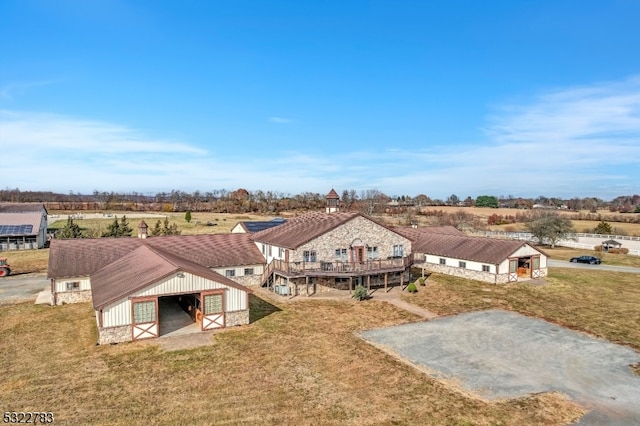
[249,294,281,323]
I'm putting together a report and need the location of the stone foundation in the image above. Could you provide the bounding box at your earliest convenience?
[422,263,548,284]
[55,290,92,305]
[97,325,132,345]
[225,309,249,326]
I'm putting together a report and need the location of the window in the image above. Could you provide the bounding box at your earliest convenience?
[393,244,404,257]
[244,268,254,275]
[303,250,317,262]
[335,248,347,261]
[203,294,223,315]
[261,244,266,255]
[367,246,379,259]
[439,258,446,265]
[278,248,284,258]
[482,265,490,272]
[133,301,155,324]
[66,281,80,291]
[459,261,466,269]
[225,269,235,277]
[268,245,272,256]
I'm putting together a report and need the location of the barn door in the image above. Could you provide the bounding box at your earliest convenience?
[508,259,518,282]
[132,298,158,340]
[201,292,225,331]
[531,256,541,278]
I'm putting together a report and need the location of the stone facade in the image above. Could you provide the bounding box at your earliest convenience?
[55,290,92,305]
[421,263,548,284]
[292,215,411,263]
[231,274,261,287]
[97,325,132,345]
[225,309,249,327]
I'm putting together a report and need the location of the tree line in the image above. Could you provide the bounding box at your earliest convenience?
[1,187,639,214]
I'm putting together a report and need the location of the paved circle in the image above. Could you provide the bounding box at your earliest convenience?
[361,310,640,425]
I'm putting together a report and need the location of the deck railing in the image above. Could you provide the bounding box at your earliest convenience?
[263,253,414,279]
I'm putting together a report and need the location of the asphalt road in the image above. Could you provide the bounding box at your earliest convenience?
[549,259,640,274]
[0,273,49,305]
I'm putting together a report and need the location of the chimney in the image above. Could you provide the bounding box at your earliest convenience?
[137,220,148,239]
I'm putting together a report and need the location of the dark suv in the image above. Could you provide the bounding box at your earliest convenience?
[569,255,602,264]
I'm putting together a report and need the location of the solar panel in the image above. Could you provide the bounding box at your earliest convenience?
[0,224,34,235]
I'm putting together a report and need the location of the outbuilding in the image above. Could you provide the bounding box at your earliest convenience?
[0,203,48,250]
[92,245,251,344]
[411,233,548,284]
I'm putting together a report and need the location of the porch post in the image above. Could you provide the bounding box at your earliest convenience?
[384,273,388,292]
[305,276,309,297]
[349,277,352,294]
[367,275,371,294]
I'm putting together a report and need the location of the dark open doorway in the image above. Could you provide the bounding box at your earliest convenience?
[158,295,201,337]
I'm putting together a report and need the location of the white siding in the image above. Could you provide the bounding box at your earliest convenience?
[425,255,495,273]
[497,245,548,273]
[231,223,246,233]
[100,271,249,328]
[102,300,132,327]
[55,276,91,292]
[213,263,264,278]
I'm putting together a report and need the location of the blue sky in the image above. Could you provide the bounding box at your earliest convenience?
[1,0,639,200]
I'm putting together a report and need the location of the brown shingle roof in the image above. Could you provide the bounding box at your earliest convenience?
[413,233,533,264]
[91,245,251,310]
[48,233,264,279]
[325,188,340,199]
[0,203,47,213]
[251,211,399,249]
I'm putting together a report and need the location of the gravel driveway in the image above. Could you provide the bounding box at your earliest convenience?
[361,310,640,425]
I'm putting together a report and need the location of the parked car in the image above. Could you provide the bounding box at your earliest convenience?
[570,255,602,264]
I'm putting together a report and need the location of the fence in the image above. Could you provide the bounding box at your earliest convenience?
[470,231,640,256]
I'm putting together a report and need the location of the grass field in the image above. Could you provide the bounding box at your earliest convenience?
[48,212,277,236]
[0,294,583,425]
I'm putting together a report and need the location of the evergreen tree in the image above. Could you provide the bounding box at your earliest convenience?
[185,210,192,223]
[149,217,182,236]
[151,219,162,236]
[102,215,132,237]
[593,221,612,234]
[57,217,83,239]
[102,216,120,237]
[119,215,133,237]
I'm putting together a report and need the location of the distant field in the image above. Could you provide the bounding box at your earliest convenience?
[488,220,640,236]
[48,211,281,236]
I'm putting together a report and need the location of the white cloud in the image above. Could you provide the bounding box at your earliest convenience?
[2,75,639,199]
[268,116,292,124]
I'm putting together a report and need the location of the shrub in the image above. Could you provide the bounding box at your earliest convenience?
[417,277,426,286]
[352,284,368,301]
[407,282,418,293]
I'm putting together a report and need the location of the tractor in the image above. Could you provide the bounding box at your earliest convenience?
[0,258,10,277]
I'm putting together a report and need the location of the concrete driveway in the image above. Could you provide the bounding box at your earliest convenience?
[0,273,49,305]
[361,310,640,425]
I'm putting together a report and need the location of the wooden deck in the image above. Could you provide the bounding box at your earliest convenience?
[261,254,415,284]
